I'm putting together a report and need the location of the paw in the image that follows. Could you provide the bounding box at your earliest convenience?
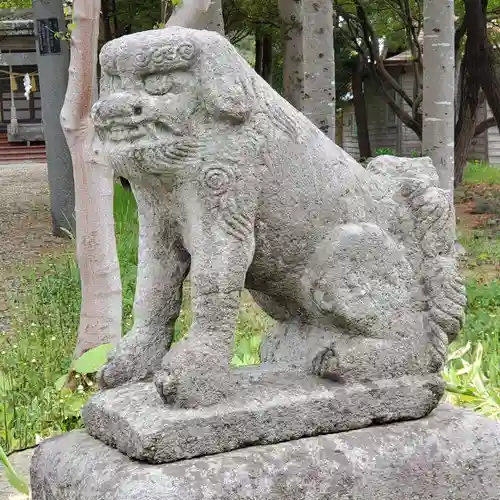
[155,339,231,408]
[98,349,154,389]
[154,370,227,408]
[98,333,167,390]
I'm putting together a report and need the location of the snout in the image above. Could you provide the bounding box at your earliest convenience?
[92,92,146,129]
[92,92,150,142]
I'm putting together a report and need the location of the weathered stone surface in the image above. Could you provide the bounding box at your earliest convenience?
[0,448,35,500]
[89,26,465,419]
[82,370,443,464]
[32,405,500,500]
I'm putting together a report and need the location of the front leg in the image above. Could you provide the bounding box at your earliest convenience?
[100,186,189,389]
[155,176,257,407]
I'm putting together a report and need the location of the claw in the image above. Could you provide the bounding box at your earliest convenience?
[312,346,343,382]
[154,372,179,405]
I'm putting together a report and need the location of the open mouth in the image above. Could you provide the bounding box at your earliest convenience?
[106,124,147,143]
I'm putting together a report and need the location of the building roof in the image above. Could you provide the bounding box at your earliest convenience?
[0,8,33,21]
[384,31,423,66]
[0,9,34,36]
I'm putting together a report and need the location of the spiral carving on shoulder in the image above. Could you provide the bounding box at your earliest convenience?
[201,165,235,196]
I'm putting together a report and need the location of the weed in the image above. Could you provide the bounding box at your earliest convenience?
[464,162,500,185]
[375,147,395,156]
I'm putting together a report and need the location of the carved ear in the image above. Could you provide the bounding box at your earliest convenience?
[200,39,254,124]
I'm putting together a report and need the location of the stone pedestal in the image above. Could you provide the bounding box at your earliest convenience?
[31,405,500,500]
[81,371,443,464]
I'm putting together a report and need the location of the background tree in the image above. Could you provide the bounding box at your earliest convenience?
[32,0,75,238]
[422,0,455,191]
[278,0,336,138]
[337,0,500,184]
[167,0,224,33]
[60,0,122,357]
[302,0,336,139]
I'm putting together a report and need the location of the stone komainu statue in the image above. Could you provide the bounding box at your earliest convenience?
[91,27,466,408]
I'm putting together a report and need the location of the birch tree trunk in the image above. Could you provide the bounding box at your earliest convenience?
[302,0,335,140]
[422,0,455,192]
[278,0,304,110]
[279,0,336,140]
[167,0,224,34]
[60,0,122,358]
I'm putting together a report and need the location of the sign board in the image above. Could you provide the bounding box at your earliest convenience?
[37,18,61,56]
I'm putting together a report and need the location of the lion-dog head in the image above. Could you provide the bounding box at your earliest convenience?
[91,27,255,180]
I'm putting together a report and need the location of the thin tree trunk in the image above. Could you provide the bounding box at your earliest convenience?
[278,0,304,110]
[101,0,113,42]
[464,0,500,135]
[262,34,273,84]
[32,0,75,238]
[60,0,122,357]
[422,0,455,192]
[454,24,481,186]
[279,0,335,139]
[167,0,225,34]
[255,31,264,75]
[352,58,371,159]
[302,0,336,140]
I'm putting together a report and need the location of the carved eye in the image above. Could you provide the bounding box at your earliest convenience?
[143,74,172,96]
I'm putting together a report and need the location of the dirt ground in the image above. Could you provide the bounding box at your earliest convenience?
[0,163,71,328]
[455,183,500,230]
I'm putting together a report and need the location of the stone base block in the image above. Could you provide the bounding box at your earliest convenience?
[82,368,443,463]
[31,405,500,500]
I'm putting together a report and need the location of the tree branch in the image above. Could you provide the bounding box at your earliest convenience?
[474,116,496,136]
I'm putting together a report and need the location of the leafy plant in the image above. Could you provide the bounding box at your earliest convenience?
[444,342,500,419]
[375,147,395,156]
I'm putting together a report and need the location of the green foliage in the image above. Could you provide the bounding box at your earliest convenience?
[444,280,500,418]
[464,162,500,185]
[444,342,500,419]
[0,0,31,8]
[71,344,113,374]
[375,147,395,156]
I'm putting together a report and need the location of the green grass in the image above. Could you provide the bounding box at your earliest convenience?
[1,167,500,454]
[444,162,500,416]
[444,279,500,418]
[463,161,500,185]
[459,230,500,269]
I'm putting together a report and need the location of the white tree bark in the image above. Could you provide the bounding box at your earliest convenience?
[167,0,224,34]
[422,0,455,192]
[278,0,304,110]
[302,0,336,140]
[278,0,336,140]
[60,0,122,357]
